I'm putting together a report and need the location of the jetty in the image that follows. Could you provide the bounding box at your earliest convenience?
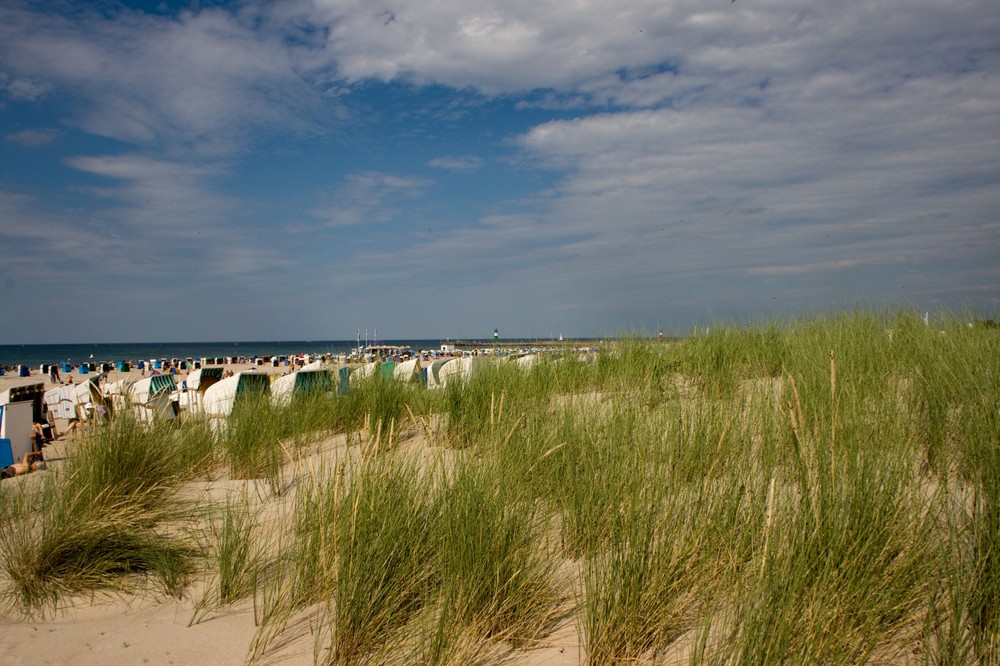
[449,338,603,350]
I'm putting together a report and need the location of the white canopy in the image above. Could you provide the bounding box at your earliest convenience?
[393,358,420,382]
[515,354,538,368]
[271,369,332,406]
[43,385,77,420]
[425,359,454,389]
[186,366,224,391]
[102,379,134,411]
[349,362,379,385]
[430,356,485,388]
[129,375,179,422]
[203,371,271,417]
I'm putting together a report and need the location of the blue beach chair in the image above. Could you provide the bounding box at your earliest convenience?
[0,439,13,469]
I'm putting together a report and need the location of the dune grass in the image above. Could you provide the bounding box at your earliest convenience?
[0,309,996,664]
[433,456,561,646]
[0,413,198,615]
[342,371,426,434]
[315,453,438,664]
[440,361,551,448]
[218,394,285,483]
[721,445,934,662]
[193,489,260,622]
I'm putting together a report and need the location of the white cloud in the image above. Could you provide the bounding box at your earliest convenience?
[308,0,686,92]
[747,259,862,277]
[309,171,431,228]
[0,73,52,101]
[62,153,294,276]
[0,188,125,281]
[301,1,998,100]
[4,127,57,145]
[428,155,484,171]
[4,1,995,156]
[0,4,323,154]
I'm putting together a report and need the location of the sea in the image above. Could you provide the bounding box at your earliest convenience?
[0,340,449,369]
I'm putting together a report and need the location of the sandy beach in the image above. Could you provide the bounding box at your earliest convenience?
[1,314,992,665]
[0,361,298,439]
[0,361,586,666]
[1,363,306,666]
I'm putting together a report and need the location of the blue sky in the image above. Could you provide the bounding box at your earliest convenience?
[1,0,998,343]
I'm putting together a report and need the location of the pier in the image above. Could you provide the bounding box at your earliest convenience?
[449,338,603,350]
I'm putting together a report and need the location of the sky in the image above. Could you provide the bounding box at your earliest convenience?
[1,0,998,343]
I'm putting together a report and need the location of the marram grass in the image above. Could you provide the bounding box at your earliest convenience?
[0,413,198,615]
[0,309,996,664]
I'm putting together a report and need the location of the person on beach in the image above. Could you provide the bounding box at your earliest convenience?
[1,452,45,479]
[31,421,51,448]
[50,364,61,384]
[44,403,58,439]
[4,427,49,480]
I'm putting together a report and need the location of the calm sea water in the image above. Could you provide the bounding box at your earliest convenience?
[0,340,448,368]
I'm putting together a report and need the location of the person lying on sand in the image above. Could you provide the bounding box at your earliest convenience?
[1,452,46,479]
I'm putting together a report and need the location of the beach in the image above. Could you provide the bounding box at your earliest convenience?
[0,360,303,438]
[1,363,293,665]
[0,359,299,395]
[0,313,995,664]
[0,359,584,666]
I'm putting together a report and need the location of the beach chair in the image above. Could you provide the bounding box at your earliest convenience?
[337,367,351,395]
[0,439,13,469]
[0,403,34,462]
[426,359,452,389]
[392,358,420,383]
[380,361,396,380]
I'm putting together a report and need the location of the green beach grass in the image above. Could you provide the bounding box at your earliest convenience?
[0,309,996,663]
